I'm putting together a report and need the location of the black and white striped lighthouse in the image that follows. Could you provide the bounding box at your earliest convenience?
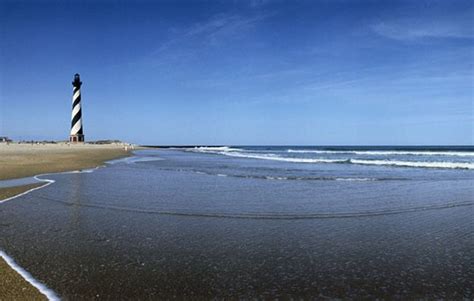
[70,73,84,142]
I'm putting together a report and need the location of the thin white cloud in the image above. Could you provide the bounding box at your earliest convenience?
[372,13,474,41]
[249,0,272,8]
[152,13,269,55]
[134,12,270,68]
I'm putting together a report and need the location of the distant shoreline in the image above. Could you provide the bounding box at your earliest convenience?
[144,145,474,149]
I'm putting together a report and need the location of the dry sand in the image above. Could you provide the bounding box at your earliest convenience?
[0,142,135,180]
[0,142,137,300]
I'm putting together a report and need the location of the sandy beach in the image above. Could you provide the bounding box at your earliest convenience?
[0,142,134,300]
[0,142,135,181]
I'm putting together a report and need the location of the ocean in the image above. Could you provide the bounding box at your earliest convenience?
[1,146,473,299]
[189,145,474,169]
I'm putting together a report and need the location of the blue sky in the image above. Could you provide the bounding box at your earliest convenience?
[1,0,473,145]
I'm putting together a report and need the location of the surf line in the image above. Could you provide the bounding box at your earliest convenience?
[0,166,106,300]
[0,168,97,204]
[0,151,153,203]
[0,250,60,301]
[0,154,155,204]
[0,176,53,204]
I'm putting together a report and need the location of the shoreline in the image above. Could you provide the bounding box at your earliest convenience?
[0,183,46,202]
[0,251,58,301]
[0,142,139,201]
[0,142,137,300]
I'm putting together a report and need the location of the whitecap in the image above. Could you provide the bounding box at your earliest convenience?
[350,159,474,170]
[288,149,474,157]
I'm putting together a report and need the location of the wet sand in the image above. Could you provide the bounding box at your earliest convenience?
[0,142,134,299]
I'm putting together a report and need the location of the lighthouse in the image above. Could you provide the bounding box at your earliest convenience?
[70,73,84,142]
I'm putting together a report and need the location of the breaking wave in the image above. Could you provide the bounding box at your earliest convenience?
[192,146,243,152]
[287,149,474,157]
[188,148,474,170]
[350,159,474,170]
[222,152,345,164]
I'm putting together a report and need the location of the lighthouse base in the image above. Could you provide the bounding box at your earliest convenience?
[70,134,85,143]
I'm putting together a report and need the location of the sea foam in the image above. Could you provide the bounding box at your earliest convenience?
[350,159,474,170]
[189,148,474,170]
[288,149,474,157]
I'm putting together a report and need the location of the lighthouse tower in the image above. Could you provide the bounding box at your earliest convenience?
[70,73,84,142]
